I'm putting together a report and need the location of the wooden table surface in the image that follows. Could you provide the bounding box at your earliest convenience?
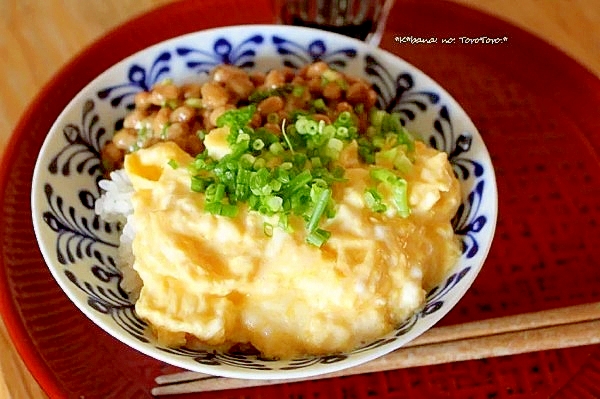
[1,0,599,397]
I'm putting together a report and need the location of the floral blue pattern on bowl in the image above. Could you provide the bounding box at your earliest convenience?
[32,25,497,380]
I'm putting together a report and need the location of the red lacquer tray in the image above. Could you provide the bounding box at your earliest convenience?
[2,0,600,398]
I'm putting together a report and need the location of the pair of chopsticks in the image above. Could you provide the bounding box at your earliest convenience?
[152,302,600,396]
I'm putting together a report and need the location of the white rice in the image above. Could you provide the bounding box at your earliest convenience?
[95,169,134,222]
[95,170,142,298]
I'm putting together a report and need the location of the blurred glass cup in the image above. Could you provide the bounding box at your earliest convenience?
[274,0,395,46]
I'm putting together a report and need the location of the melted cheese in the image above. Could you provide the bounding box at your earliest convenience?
[124,140,461,358]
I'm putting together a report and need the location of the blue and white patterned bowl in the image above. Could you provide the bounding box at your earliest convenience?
[31,25,497,380]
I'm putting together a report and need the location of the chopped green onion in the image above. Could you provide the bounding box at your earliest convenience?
[264,222,274,237]
[237,132,251,143]
[248,90,271,103]
[286,170,312,195]
[278,213,292,232]
[249,168,272,196]
[269,179,282,192]
[239,153,255,168]
[248,85,293,103]
[373,136,386,149]
[370,168,411,217]
[307,188,331,233]
[162,99,179,109]
[394,152,413,173]
[205,202,238,217]
[322,69,337,82]
[317,120,326,135]
[182,80,420,247]
[335,111,352,127]
[184,98,203,109]
[137,125,148,141]
[292,153,307,169]
[217,104,256,145]
[265,195,283,212]
[267,113,279,124]
[276,168,290,183]
[370,109,387,129]
[322,124,336,137]
[253,157,266,170]
[160,123,171,140]
[295,117,308,135]
[370,167,397,184]
[306,228,331,247]
[221,203,239,217]
[252,138,265,151]
[364,188,387,213]
[306,121,319,135]
[335,126,349,138]
[357,138,375,164]
[312,98,327,111]
[292,85,305,97]
[167,159,179,169]
[325,138,344,159]
[269,142,285,155]
[191,175,212,192]
[391,178,410,218]
[279,162,293,170]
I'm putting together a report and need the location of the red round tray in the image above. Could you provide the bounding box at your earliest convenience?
[2,0,600,398]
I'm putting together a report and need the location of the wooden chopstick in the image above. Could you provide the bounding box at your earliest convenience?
[405,301,600,347]
[152,302,600,396]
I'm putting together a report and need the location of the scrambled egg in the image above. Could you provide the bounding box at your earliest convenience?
[124,140,461,359]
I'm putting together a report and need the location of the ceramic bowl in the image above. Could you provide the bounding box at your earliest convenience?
[31,25,497,380]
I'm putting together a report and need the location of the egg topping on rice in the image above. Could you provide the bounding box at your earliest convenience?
[123,139,460,359]
[97,62,462,359]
